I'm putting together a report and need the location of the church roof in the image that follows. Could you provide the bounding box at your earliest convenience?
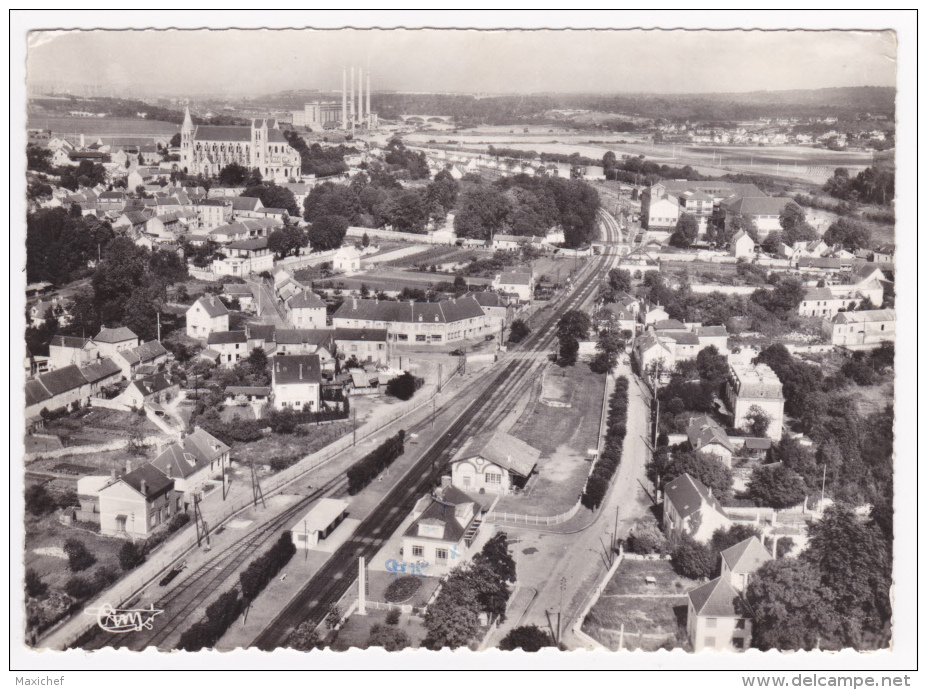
[193,126,252,143]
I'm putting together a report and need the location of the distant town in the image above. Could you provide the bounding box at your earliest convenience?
[23,71,894,656]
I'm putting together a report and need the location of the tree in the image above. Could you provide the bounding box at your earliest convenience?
[307,215,349,251]
[747,558,840,651]
[671,533,715,580]
[473,532,517,584]
[386,372,418,400]
[217,162,251,187]
[729,213,760,243]
[745,405,771,437]
[303,182,360,224]
[778,202,806,237]
[651,446,734,500]
[268,225,307,259]
[25,483,57,516]
[804,505,892,645]
[367,623,411,651]
[508,319,531,344]
[63,538,97,572]
[453,185,510,241]
[761,230,783,254]
[748,464,808,509]
[289,622,324,651]
[118,541,146,571]
[25,569,48,598]
[423,576,482,650]
[695,345,728,385]
[751,277,805,317]
[242,183,299,216]
[361,232,370,247]
[499,625,556,652]
[669,212,699,248]
[247,347,268,375]
[709,524,763,555]
[824,217,872,251]
[425,169,460,215]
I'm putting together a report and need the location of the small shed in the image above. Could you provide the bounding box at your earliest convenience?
[293,498,349,549]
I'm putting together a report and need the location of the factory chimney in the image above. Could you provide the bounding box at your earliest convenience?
[350,67,355,132]
[357,67,363,127]
[342,67,347,130]
[366,72,371,128]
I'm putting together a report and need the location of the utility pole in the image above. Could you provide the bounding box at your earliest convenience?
[558,577,566,644]
[249,459,266,509]
[156,312,161,342]
[352,406,357,446]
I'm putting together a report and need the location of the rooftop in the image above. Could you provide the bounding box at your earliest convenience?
[720,536,773,574]
[664,472,728,521]
[688,577,751,618]
[273,354,322,385]
[452,430,541,478]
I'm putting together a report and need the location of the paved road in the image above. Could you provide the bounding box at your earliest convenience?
[245,277,288,327]
[486,363,654,649]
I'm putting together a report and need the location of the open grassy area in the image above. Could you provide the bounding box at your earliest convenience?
[40,407,159,448]
[331,608,429,651]
[496,362,606,514]
[232,422,352,470]
[583,558,697,651]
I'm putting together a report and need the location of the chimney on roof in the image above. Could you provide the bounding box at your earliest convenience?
[110,469,116,481]
[166,463,173,478]
[125,459,133,473]
[353,298,358,309]
[299,363,303,380]
[140,479,148,496]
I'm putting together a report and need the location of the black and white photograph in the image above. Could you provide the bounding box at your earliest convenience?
[10,10,917,682]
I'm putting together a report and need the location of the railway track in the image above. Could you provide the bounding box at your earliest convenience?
[252,222,618,650]
[77,215,617,652]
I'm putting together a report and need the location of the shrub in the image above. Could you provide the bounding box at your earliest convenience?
[288,622,324,651]
[384,575,422,603]
[178,587,244,651]
[367,623,411,651]
[508,319,531,344]
[25,569,48,598]
[626,519,669,555]
[25,483,57,516]
[580,376,629,509]
[499,625,556,652]
[119,541,146,571]
[346,430,406,495]
[64,576,95,600]
[385,373,420,401]
[672,534,715,580]
[63,538,96,572]
[166,512,192,535]
[385,608,401,625]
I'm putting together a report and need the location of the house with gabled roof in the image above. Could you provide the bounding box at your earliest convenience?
[117,372,178,409]
[285,289,328,329]
[206,330,250,367]
[730,230,755,258]
[48,335,98,371]
[271,354,322,411]
[686,415,735,468]
[186,295,229,339]
[113,340,169,379]
[493,271,534,302]
[99,461,178,540]
[334,328,389,366]
[686,576,753,652]
[78,358,123,396]
[450,431,541,495]
[221,283,256,312]
[823,308,896,349]
[720,536,772,593]
[92,326,139,361]
[149,427,230,499]
[663,472,731,544]
[402,485,486,576]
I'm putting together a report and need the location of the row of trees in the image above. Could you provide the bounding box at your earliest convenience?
[346,430,406,495]
[581,376,630,510]
[823,166,894,206]
[178,532,296,651]
[302,168,460,239]
[422,533,516,649]
[454,174,600,248]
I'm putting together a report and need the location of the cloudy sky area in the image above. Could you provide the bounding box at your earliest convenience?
[27,28,896,96]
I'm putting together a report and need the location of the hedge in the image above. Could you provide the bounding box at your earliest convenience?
[581,376,629,510]
[177,532,294,651]
[346,430,406,496]
[239,531,296,602]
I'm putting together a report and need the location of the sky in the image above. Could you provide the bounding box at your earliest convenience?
[27,28,896,97]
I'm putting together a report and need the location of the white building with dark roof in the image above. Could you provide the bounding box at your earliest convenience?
[663,473,731,544]
[285,290,328,329]
[206,330,250,367]
[724,362,785,440]
[492,271,534,302]
[149,427,230,499]
[686,415,735,468]
[719,536,772,593]
[186,295,230,339]
[271,354,322,411]
[333,296,489,345]
[823,309,896,349]
[92,327,139,361]
[450,431,541,495]
[401,486,485,576]
[686,576,753,652]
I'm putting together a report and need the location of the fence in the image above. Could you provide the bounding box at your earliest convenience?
[571,551,624,649]
[344,226,457,246]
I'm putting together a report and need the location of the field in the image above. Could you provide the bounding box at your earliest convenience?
[405,128,889,184]
[495,362,606,514]
[231,421,352,470]
[583,558,697,651]
[317,270,492,294]
[34,407,159,449]
[27,114,180,140]
[380,246,478,269]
